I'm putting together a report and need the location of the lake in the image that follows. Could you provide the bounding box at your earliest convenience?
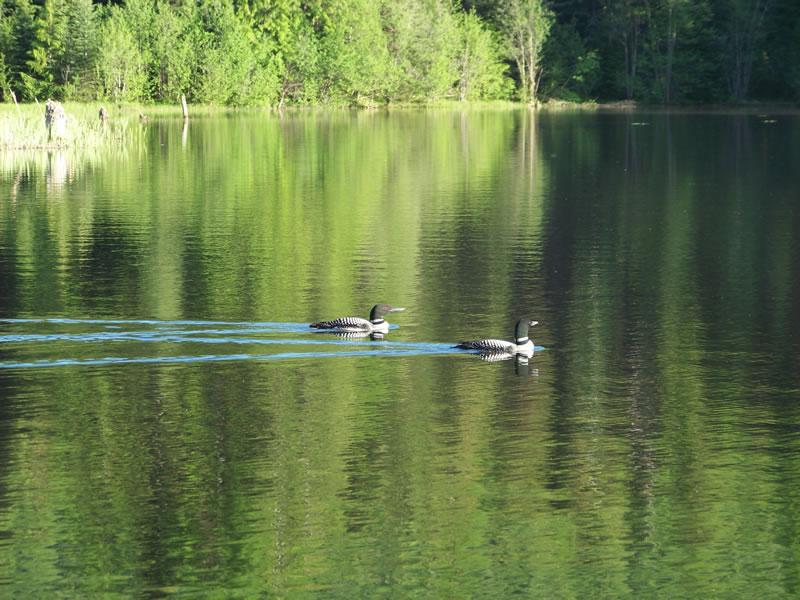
[0,108,798,597]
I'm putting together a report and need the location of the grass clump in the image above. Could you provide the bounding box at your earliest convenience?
[0,103,132,150]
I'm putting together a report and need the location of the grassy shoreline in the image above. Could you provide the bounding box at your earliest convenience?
[0,102,246,150]
[0,103,132,150]
[3,99,798,150]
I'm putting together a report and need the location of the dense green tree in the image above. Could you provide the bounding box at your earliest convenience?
[0,0,7,99]
[98,6,147,102]
[602,0,648,100]
[496,0,553,102]
[60,0,99,99]
[381,0,461,102]
[540,19,600,101]
[193,0,265,104]
[718,0,774,101]
[238,0,319,104]
[1,0,798,105]
[755,0,800,99]
[784,3,800,99]
[455,10,511,100]
[659,0,719,102]
[149,1,195,102]
[19,0,66,100]
[313,0,391,104]
[2,0,37,99]
[0,53,7,102]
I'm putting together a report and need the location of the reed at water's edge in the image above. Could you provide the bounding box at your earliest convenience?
[0,103,139,150]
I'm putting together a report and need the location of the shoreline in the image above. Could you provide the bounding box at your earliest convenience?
[3,99,798,150]
[4,99,799,114]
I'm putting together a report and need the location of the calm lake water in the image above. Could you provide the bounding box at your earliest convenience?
[0,109,798,597]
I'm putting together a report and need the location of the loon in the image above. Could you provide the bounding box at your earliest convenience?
[310,304,406,334]
[456,318,539,357]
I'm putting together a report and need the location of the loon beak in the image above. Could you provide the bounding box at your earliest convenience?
[529,320,539,327]
[389,307,406,313]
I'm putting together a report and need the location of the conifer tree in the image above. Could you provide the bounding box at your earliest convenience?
[3,0,37,99]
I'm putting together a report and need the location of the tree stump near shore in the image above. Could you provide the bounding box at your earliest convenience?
[99,106,108,122]
[45,99,67,142]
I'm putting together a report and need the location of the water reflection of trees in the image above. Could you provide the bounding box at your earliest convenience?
[538,111,800,596]
[0,111,798,596]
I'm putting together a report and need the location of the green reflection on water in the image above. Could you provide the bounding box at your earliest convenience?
[0,110,799,597]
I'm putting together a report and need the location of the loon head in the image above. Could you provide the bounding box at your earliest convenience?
[514,318,539,343]
[369,304,406,322]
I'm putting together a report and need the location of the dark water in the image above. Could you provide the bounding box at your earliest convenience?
[0,109,798,597]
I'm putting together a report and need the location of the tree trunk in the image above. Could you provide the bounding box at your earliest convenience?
[664,6,676,103]
[460,46,469,101]
[727,0,773,101]
[516,55,528,102]
[623,40,632,99]
[630,26,639,98]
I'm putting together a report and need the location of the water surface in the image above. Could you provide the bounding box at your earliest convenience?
[0,109,799,597]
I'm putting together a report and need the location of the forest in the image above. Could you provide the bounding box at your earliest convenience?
[1,0,798,107]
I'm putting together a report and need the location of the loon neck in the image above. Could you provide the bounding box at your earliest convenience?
[369,304,387,321]
[515,337,529,345]
[514,320,529,341]
[371,318,386,325]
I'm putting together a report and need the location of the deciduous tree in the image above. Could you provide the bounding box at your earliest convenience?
[497,0,553,102]
[456,10,510,100]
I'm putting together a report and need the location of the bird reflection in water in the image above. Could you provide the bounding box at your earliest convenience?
[323,330,387,341]
[477,351,539,377]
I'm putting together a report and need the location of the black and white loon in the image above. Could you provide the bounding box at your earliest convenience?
[456,318,539,358]
[310,304,406,334]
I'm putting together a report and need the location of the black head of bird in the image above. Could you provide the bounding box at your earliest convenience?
[370,304,406,321]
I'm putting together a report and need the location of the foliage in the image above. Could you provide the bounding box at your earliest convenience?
[380,0,462,102]
[0,52,7,100]
[149,0,195,103]
[456,10,512,101]
[60,0,99,100]
[193,0,269,105]
[540,20,600,102]
[496,0,554,102]
[98,8,147,103]
[719,0,773,101]
[3,0,37,99]
[316,0,392,103]
[755,0,800,99]
[0,0,798,105]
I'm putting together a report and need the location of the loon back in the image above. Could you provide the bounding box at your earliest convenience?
[310,304,405,332]
[455,317,539,356]
[456,339,515,353]
[310,316,372,331]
